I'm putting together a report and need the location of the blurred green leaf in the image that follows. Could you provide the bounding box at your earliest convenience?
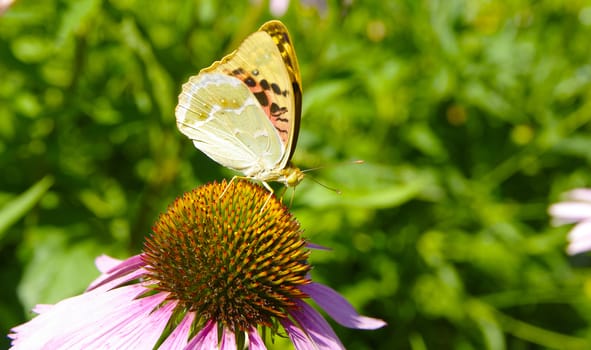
[0,176,53,240]
[17,226,104,311]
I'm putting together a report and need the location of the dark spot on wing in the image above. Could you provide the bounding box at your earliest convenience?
[271,83,282,95]
[254,91,269,107]
[244,77,256,87]
[270,103,287,118]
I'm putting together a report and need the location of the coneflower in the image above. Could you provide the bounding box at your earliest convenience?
[9,180,385,349]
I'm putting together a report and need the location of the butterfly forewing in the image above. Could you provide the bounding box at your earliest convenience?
[200,21,302,168]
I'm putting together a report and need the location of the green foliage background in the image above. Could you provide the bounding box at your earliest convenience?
[2,0,591,349]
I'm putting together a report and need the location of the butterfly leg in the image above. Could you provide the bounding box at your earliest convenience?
[260,181,275,212]
[219,175,245,200]
[218,177,277,212]
[287,186,295,207]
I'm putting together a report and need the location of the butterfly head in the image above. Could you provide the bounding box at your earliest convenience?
[280,163,305,188]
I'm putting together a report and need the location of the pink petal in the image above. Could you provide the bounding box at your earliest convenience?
[568,238,591,255]
[247,326,266,350]
[306,242,332,251]
[89,267,148,293]
[567,221,591,254]
[159,311,196,349]
[567,221,591,241]
[94,254,123,272]
[567,189,591,202]
[31,304,53,315]
[106,300,176,349]
[300,282,387,329]
[280,317,317,350]
[186,319,218,349]
[549,203,591,224]
[220,327,236,350]
[11,285,144,345]
[10,285,169,349]
[87,254,147,291]
[289,299,345,350]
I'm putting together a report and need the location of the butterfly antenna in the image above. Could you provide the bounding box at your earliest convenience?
[300,159,364,194]
[301,159,364,173]
[306,175,342,195]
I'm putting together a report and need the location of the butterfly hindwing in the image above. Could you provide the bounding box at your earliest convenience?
[176,73,284,174]
[200,21,302,168]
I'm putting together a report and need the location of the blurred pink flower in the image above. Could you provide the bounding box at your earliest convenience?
[252,0,327,16]
[0,0,15,15]
[549,188,591,255]
[270,0,290,16]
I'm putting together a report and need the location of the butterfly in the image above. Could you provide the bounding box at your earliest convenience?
[175,20,304,194]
